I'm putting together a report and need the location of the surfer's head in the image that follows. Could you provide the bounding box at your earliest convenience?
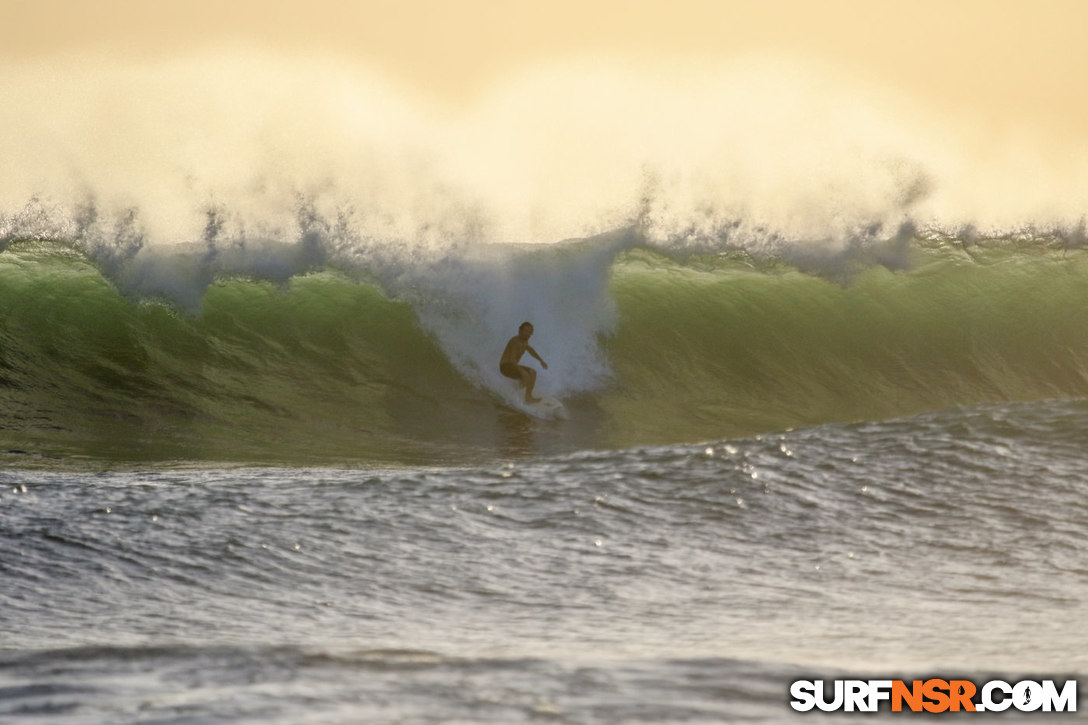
[518,321,533,339]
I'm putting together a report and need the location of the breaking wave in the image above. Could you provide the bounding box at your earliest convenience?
[2,51,1087,465]
[2,231,1087,466]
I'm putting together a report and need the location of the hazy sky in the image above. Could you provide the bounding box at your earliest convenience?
[5,0,1088,145]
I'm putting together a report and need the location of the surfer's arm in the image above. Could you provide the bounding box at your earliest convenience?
[526,345,548,369]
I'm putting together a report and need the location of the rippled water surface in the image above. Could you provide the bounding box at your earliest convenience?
[3,400,1086,722]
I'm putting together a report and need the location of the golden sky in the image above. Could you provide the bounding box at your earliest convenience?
[8,0,1088,137]
[4,0,1088,144]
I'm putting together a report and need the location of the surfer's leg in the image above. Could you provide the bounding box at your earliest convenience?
[521,366,540,403]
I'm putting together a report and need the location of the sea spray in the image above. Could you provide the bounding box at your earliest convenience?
[383,231,633,399]
[4,52,1087,254]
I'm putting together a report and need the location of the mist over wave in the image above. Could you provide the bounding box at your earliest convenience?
[3,50,1087,254]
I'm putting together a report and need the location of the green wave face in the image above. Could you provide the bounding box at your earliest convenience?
[0,242,484,465]
[3,240,1088,467]
[603,246,1088,445]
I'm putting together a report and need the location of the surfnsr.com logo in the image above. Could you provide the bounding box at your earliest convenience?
[790,679,1077,713]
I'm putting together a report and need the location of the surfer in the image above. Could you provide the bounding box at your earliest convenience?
[500,322,548,403]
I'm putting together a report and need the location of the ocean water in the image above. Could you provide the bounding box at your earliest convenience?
[2,55,1088,722]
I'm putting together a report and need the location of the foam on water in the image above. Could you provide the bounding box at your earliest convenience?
[386,233,630,399]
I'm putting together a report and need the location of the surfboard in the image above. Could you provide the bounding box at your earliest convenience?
[527,395,568,420]
[500,384,568,420]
